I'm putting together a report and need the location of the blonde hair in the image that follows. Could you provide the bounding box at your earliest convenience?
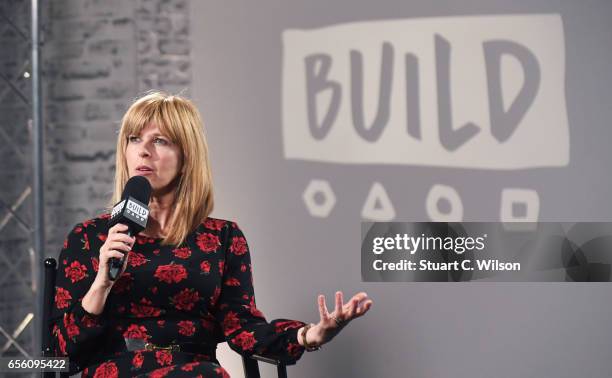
[108,91,214,246]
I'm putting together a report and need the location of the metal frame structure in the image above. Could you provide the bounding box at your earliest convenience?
[0,0,44,367]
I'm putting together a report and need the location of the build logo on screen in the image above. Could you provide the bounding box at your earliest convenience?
[282,14,568,221]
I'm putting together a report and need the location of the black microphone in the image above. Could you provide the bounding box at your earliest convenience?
[107,176,152,281]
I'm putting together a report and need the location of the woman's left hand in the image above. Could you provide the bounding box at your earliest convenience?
[305,291,373,347]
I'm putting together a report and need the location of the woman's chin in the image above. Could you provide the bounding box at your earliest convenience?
[134,171,154,177]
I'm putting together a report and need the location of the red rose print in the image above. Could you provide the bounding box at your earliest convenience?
[196,233,220,253]
[100,213,111,220]
[151,286,158,294]
[128,251,147,267]
[180,361,200,371]
[130,298,162,317]
[218,261,225,275]
[111,273,134,294]
[98,233,107,242]
[157,320,165,327]
[122,324,149,340]
[230,236,247,255]
[149,366,174,378]
[53,325,67,355]
[55,287,71,309]
[64,313,80,339]
[215,366,231,378]
[172,247,191,259]
[82,233,90,251]
[73,225,83,234]
[248,296,265,318]
[274,320,303,333]
[200,260,210,274]
[154,263,188,284]
[232,330,256,351]
[132,352,144,369]
[136,235,156,245]
[91,257,99,272]
[93,361,118,378]
[287,342,302,357]
[65,260,87,283]
[155,350,172,366]
[249,296,262,318]
[153,249,160,255]
[82,219,95,228]
[193,353,211,362]
[81,312,99,328]
[240,264,247,272]
[204,218,226,231]
[223,311,241,336]
[178,320,195,336]
[171,288,199,311]
[224,277,240,286]
[210,286,221,307]
[201,319,215,331]
[63,238,68,249]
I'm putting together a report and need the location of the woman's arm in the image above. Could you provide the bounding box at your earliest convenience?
[50,222,110,368]
[51,220,136,367]
[81,281,113,315]
[212,222,307,364]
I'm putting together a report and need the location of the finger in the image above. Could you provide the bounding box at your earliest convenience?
[347,298,358,318]
[356,299,373,317]
[110,233,135,246]
[110,223,129,233]
[352,292,368,304]
[111,241,132,252]
[335,291,343,316]
[318,295,329,321]
[106,241,132,253]
[107,250,125,260]
[345,292,368,311]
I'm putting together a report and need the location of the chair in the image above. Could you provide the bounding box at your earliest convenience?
[41,257,289,378]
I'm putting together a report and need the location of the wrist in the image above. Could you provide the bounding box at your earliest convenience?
[299,323,321,352]
[93,277,112,291]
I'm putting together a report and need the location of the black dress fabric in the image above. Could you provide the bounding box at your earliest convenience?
[51,214,306,377]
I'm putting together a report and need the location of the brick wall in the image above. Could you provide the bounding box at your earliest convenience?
[43,0,192,254]
[0,0,192,358]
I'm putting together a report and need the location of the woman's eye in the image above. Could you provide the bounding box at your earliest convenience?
[128,136,140,143]
[154,137,169,145]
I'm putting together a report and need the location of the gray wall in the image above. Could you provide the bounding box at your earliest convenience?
[191,1,612,377]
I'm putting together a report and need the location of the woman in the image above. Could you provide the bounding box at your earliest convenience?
[51,91,373,377]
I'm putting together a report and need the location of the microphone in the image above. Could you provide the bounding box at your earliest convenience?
[107,176,152,281]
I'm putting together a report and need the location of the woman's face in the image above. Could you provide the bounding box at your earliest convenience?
[125,122,183,194]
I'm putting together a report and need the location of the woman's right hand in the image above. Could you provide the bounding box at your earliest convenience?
[94,223,135,290]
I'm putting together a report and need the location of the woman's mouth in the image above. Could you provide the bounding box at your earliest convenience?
[136,166,154,175]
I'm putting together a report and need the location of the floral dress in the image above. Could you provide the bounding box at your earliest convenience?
[51,214,307,377]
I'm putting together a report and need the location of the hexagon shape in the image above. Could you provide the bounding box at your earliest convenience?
[303,179,336,218]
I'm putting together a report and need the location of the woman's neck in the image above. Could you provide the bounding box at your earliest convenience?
[142,190,175,238]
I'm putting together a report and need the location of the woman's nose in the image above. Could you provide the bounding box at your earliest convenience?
[139,147,151,157]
